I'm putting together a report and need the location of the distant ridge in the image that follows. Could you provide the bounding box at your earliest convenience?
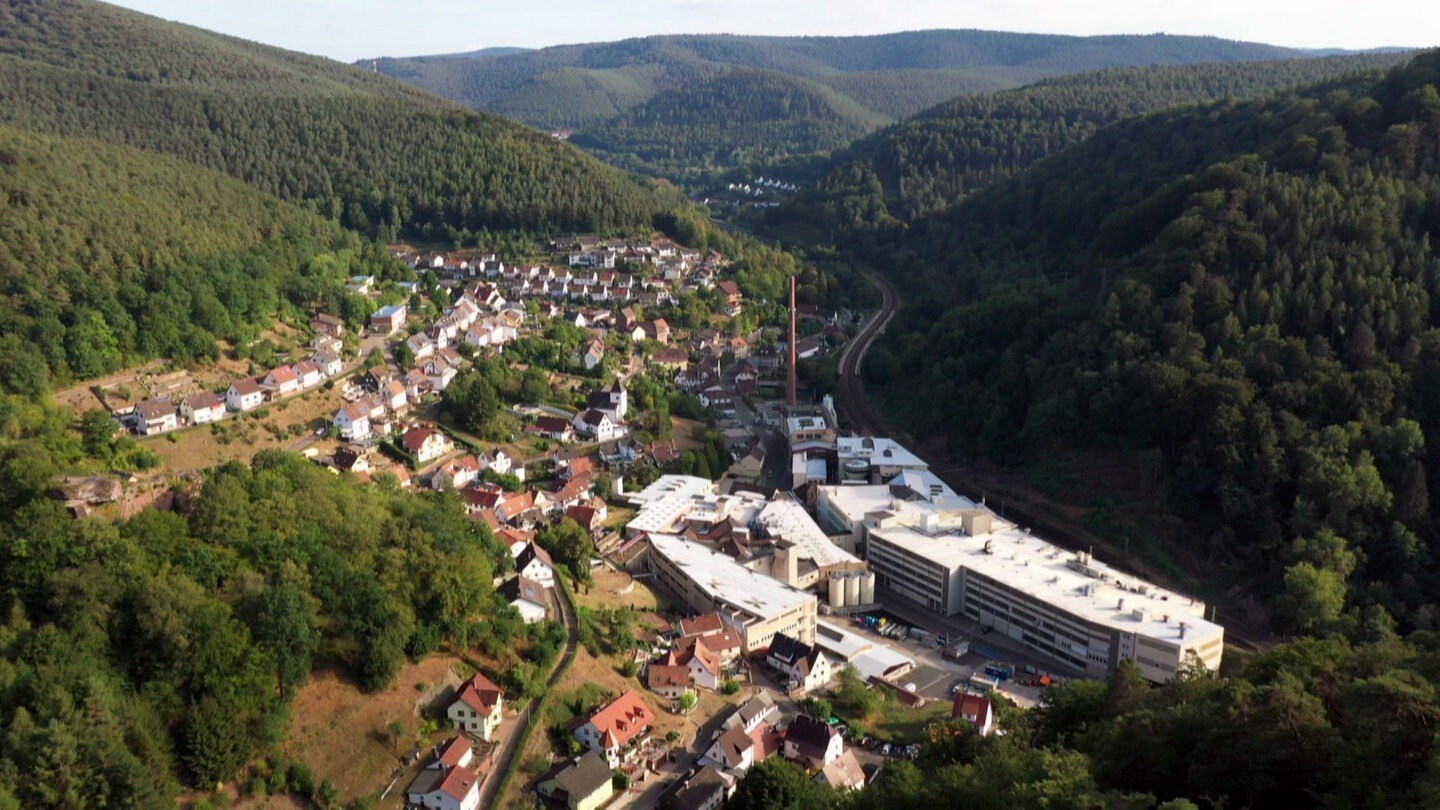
[366,29,1313,131]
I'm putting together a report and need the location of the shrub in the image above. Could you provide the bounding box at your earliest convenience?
[720,680,741,695]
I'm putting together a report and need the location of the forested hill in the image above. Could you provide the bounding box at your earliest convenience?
[371,29,1312,131]
[569,69,889,180]
[0,126,397,394]
[873,51,1440,634]
[0,0,681,242]
[775,51,1414,239]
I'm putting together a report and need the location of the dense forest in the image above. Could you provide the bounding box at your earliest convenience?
[0,0,682,242]
[729,634,1440,808]
[0,416,543,806]
[863,51,1440,633]
[0,126,401,393]
[774,52,1414,240]
[571,70,888,180]
[371,30,1310,132]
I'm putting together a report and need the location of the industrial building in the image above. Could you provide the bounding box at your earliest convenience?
[624,476,873,609]
[646,533,817,652]
[816,483,1224,683]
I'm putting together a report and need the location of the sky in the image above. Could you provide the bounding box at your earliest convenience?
[107,0,1437,63]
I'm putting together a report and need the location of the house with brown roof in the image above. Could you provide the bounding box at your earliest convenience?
[133,398,177,435]
[646,663,693,700]
[514,542,555,588]
[716,280,743,316]
[226,378,265,412]
[405,760,480,810]
[331,445,370,474]
[574,690,656,768]
[658,764,732,810]
[179,392,225,426]
[652,346,690,370]
[293,359,324,389]
[310,313,344,338]
[816,749,866,792]
[431,455,481,490]
[447,672,505,741]
[536,750,615,810]
[783,715,842,769]
[951,692,996,737]
[532,416,575,443]
[704,724,756,772]
[401,426,452,464]
[500,576,549,624]
[333,401,371,442]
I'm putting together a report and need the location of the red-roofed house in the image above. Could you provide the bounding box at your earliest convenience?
[448,673,505,741]
[678,613,726,639]
[646,663,692,700]
[261,365,301,397]
[432,736,474,770]
[574,690,656,768]
[406,763,480,810]
[401,427,452,464]
[951,693,996,737]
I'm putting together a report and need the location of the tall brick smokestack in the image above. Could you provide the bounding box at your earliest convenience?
[787,275,798,408]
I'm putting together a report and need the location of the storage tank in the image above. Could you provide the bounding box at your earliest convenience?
[845,572,861,606]
[828,575,845,608]
[861,571,876,605]
[842,459,869,482]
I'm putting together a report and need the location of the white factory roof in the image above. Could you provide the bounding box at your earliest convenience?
[756,500,859,568]
[837,437,928,470]
[866,501,1222,646]
[815,620,915,682]
[818,480,974,530]
[786,414,829,435]
[626,476,859,569]
[648,533,816,621]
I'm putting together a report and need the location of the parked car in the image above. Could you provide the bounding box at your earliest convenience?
[881,744,892,757]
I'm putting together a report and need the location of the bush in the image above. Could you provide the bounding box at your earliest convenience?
[612,771,630,790]
[720,680,741,695]
[246,777,268,798]
[287,762,316,797]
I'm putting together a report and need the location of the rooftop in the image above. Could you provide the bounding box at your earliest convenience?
[837,436,928,471]
[649,534,816,624]
[860,494,1223,646]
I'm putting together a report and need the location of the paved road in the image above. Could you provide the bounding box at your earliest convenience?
[475,582,579,810]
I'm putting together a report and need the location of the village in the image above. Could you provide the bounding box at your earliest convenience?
[82,233,1221,810]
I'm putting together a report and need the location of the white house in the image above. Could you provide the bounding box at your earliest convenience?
[501,576,549,624]
[133,399,177,435]
[260,365,301,397]
[705,724,756,772]
[573,409,625,442]
[573,690,655,769]
[408,331,437,361]
[783,715,842,769]
[514,543,556,588]
[401,427,451,464]
[293,360,324,389]
[312,349,344,378]
[404,764,480,810]
[179,392,225,425]
[447,672,505,741]
[333,402,371,442]
[226,379,265,412]
[766,633,835,694]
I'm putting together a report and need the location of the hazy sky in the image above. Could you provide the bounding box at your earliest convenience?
[107,0,1436,62]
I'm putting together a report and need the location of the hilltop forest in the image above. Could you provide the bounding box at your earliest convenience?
[775,52,1414,241]
[0,0,681,243]
[862,52,1440,635]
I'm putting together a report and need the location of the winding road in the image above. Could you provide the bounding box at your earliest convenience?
[475,580,579,810]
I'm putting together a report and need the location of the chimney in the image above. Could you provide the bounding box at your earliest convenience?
[787,275,798,408]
